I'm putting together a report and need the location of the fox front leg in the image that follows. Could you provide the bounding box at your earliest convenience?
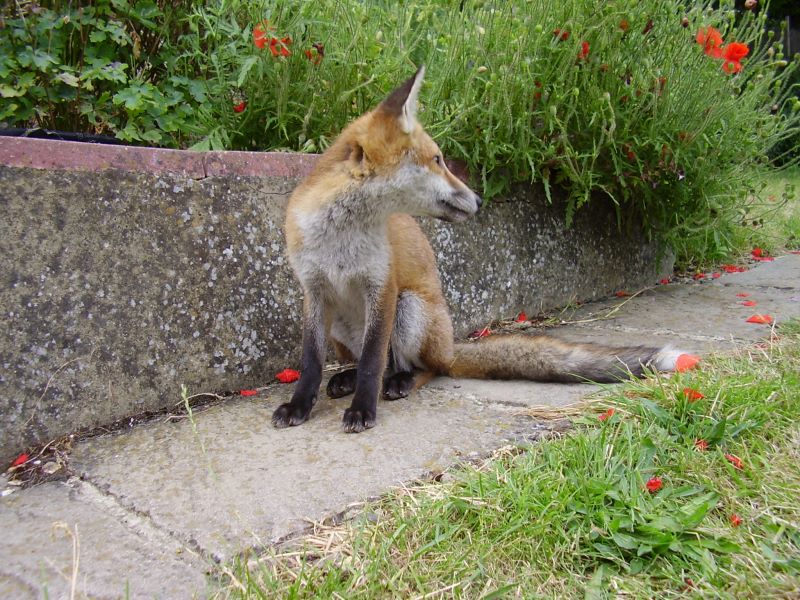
[342,285,397,433]
[272,294,325,428]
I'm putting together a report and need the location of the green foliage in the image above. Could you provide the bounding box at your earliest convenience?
[1,0,799,263]
[0,0,201,145]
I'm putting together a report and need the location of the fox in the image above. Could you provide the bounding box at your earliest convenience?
[272,65,687,433]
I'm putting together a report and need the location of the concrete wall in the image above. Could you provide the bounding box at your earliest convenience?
[0,138,671,462]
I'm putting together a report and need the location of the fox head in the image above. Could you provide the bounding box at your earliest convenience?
[341,66,482,222]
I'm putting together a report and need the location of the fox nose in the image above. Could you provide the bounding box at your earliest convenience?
[474,192,483,211]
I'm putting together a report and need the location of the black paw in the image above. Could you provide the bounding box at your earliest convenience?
[383,371,415,401]
[342,407,376,433]
[272,401,313,428]
[327,369,357,398]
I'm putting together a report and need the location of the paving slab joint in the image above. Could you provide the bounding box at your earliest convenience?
[69,475,211,566]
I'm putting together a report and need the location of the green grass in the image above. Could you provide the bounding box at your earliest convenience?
[213,322,800,599]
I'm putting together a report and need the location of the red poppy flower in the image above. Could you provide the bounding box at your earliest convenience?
[675,354,701,372]
[233,101,247,113]
[253,21,274,49]
[659,278,670,285]
[276,368,301,383]
[724,42,749,63]
[725,453,744,469]
[752,247,764,257]
[239,389,258,396]
[619,19,629,32]
[682,387,704,401]
[740,300,757,307]
[695,438,709,451]
[746,314,773,325]
[722,60,743,74]
[304,43,324,65]
[515,312,528,323]
[642,19,654,35]
[696,26,723,57]
[578,41,590,60]
[553,29,570,41]
[269,36,292,57]
[598,408,615,421]
[645,476,663,493]
[11,453,29,467]
[730,513,743,526]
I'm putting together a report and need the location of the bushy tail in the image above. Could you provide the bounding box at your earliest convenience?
[447,334,684,383]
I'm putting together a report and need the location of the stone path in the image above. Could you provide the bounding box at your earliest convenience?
[2,255,799,599]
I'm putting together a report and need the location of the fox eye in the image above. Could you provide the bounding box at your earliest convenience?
[433,154,442,166]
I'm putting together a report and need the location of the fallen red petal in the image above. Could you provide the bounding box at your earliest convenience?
[470,327,492,339]
[790,250,800,255]
[275,369,301,383]
[694,439,709,451]
[693,273,706,280]
[11,453,29,467]
[722,264,740,273]
[740,300,757,307]
[675,354,701,372]
[729,513,743,527]
[712,272,721,278]
[682,387,705,401]
[239,389,258,396]
[736,292,750,297]
[598,408,615,421]
[645,476,663,493]
[753,256,775,262]
[515,312,528,323]
[615,290,630,297]
[725,453,744,470]
[746,314,773,324]
[752,247,764,257]
[659,278,670,285]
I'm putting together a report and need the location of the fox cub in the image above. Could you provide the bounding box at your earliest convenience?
[272,66,684,433]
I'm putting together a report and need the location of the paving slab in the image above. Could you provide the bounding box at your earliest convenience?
[69,383,543,563]
[0,479,210,599]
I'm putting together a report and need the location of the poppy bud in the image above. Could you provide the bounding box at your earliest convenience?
[681,16,689,28]
[744,0,757,8]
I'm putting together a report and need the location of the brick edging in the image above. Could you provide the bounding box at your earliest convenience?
[0,137,319,179]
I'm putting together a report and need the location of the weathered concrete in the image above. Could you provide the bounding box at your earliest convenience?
[1,254,797,598]
[1,137,671,462]
[0,478,210,599]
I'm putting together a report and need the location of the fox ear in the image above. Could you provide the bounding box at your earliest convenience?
[379,65,425,134]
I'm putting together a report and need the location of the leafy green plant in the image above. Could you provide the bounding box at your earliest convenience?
[0,0,202,145]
